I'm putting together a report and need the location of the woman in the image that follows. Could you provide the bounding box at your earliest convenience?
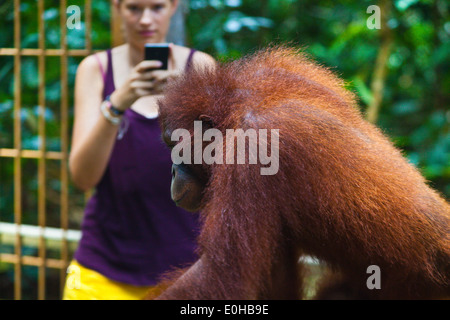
[63,0,215,299]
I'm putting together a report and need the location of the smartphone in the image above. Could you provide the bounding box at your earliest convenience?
[144,43,169,70]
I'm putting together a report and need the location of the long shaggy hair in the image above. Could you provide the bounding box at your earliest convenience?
[156,46,449,299]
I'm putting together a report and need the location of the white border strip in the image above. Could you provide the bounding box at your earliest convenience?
[0,222,81,242]
[0,223,320,265]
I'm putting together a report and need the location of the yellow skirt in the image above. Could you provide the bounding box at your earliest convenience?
[62,260,153,300]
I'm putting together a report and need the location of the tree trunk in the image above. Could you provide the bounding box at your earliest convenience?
[365,0,393,124]
[167,0,188,45]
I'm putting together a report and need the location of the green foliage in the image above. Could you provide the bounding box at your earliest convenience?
[0,0,112,229]
[186,0,449,197]
[0,0,448,300]
[0,0,448,229]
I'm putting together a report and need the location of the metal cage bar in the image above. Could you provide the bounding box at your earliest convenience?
[0,48,96,56]
[59,0,70,297]
[13,0,23,301]
[37,0,47,300]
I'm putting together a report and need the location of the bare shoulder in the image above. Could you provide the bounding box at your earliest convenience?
[74,51,107,107]
[192,50,216,69]
[76,51,107,80]
[172,44,216,69]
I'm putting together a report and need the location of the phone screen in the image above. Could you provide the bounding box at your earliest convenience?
[144,43,169,70]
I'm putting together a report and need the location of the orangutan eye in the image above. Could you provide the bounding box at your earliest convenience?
[162,130,176,148]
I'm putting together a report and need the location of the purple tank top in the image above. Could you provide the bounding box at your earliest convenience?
[74,48,200,286]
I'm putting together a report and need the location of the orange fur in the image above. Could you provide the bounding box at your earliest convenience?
[153,46,449,299]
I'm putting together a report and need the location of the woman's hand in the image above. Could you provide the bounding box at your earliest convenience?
[110,58,181,110]
[147,68,182,94]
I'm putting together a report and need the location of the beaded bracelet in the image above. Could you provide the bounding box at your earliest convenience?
[100,99,122,126]
[104,95,125,116]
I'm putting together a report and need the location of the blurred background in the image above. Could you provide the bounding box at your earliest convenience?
[0,0,448,300]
